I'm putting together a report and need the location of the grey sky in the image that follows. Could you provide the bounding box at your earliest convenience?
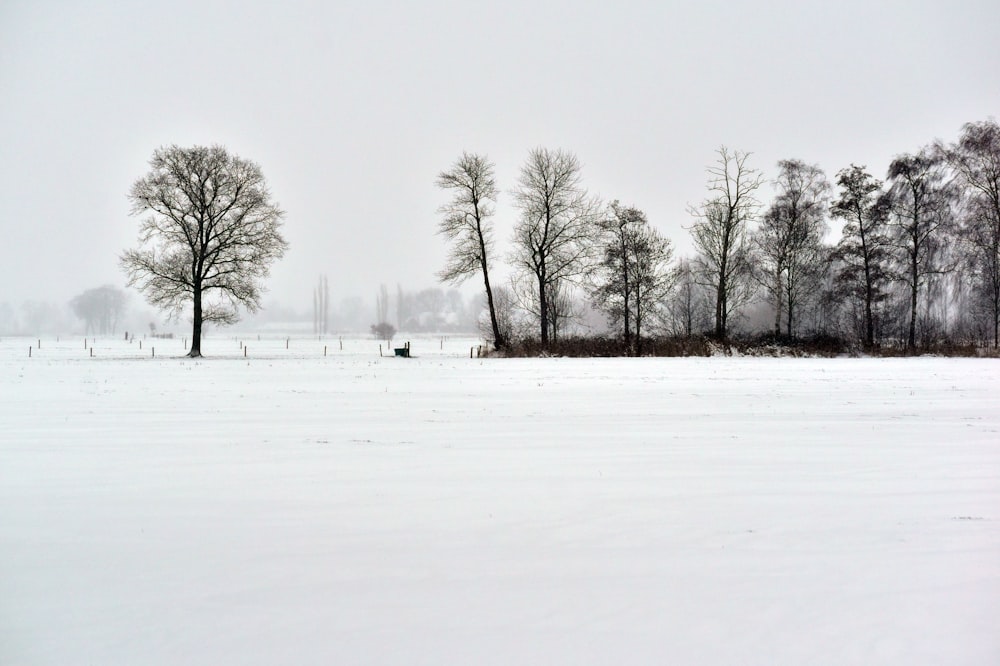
[2,0,997,312]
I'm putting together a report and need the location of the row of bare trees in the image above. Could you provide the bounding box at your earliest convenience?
[437,119,1000,353]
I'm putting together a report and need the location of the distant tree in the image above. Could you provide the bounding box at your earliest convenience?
[121,145,287,357]
[436,152,505,349]
[886,148,955,350]
[946,119,1000,347]
[370,321,396,341]
[544,280,582,342]
[481,285,525,347]
[830,165,893,348]
[591,201,674,353]
[509,274,584,343]
[689,147,763,338]
[754,160,830,336]
[70,285,127,335]
[376,284,390,326]
[313,275,329,336]
[511,147,599,345]
[667,258,710,337]
[396,283,405,330]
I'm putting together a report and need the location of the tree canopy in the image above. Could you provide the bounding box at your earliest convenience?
[121,145,287,357]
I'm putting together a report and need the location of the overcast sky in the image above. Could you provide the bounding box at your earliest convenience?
[1,0,998,312]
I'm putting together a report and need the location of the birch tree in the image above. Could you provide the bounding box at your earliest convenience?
[436,152,505,349]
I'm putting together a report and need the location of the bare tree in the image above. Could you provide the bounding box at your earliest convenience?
[70,285,127,335]
[375,283,390,328]
[754,160,830,336]
[946,119,1000,347]
[313,275,329,336]
[479,285,525,347]
[666,257,710,337]
[886,148,955,351]
[830,165,893,349]
[591,201,674,353]
[511,147,599,345]
[436,152,505,349]
[121,145,287,357]
[689,147,763,338]
[508,273,583,343]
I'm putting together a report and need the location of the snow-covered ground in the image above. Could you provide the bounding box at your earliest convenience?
[2,336,998,665]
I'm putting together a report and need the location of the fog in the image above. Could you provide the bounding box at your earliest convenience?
[1,1,998,332]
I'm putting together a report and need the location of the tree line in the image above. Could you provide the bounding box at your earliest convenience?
[437,119,1000,354]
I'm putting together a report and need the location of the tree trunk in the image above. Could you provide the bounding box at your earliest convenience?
[908,253,918,351]
[538,270,549,346]
[481,256,504,350]
[864,289,874,349]
[786,299,794,338]
[715,279,726,339]
[774,270,782,335]
[622,235,630,351]
[715,246,728,338]
[634,285,642,357]
[189,286,203,357]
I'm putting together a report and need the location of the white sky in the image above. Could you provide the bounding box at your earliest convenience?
[1,0,998,311]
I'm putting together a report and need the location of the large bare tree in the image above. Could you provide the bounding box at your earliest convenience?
[754,159,830,336]
[436,152,505,349]
[121,145,287,357]
[689,147,763,338]
[946,119,1000,347]
[830,165,893,348]
[886,148,954,350]
[511,147,599,345]
[591,201,674,354]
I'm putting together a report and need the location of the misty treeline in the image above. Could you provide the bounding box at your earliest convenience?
[307,277,474,338]
[0,285,131,337]
[0,279,482,338]
[306,278,479,336]
[438,119,1000,354]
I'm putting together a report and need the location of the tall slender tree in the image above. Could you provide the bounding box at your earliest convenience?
[830,165,893,348]
[946,119,1000,347]
[511,147,599,345]
[436,152,505,349]
[886,148,954,350]
[689,147,763,338]
[754,160,830,336]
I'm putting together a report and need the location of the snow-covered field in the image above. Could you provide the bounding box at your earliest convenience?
[2,335,999,665]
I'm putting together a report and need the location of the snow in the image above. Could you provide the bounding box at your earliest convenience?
[2,336,999,665]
